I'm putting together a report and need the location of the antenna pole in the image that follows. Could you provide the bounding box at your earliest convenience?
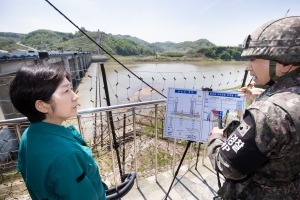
[285,9,290,17]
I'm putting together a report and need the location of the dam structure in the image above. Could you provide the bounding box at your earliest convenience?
[0,50,92,120]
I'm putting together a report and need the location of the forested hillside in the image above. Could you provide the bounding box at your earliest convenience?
[197,46,246,61]
[0,29,246,61]
[0,38,27,52]
[0,32,27,51]
[115,34,215,53]
[0,32,25,41]
[102,34,155,56]
[16,29,155,56]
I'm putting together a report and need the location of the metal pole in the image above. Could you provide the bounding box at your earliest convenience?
[165,141,193,200]
[93,67,98,151]
[154,104,158,182]
[188,142,192,169]
[100,63,123,181]
[107,112,118,189]
[195,143,202,169]
[15,124,21,143]
[98,63,104,148]
[77,115,84,137]
[123,114,126,173]
[132,108,139,187]
[172,138,176,175]
[202,143,208,166]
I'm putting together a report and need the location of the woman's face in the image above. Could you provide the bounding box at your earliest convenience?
[44,77,79,125]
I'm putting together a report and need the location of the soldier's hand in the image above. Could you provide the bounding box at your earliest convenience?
[208,127,225,138]
[238,84,263,102]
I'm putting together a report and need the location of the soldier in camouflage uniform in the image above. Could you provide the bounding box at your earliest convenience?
[207,16,300,199]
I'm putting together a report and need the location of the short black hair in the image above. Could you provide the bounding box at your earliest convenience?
[9,64,71,122]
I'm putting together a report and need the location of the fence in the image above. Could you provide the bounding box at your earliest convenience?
[0,60,249,199]
[0,99,209,199]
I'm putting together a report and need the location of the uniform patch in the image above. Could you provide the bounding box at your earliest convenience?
[219,114,268,175]
[237,120,251,137]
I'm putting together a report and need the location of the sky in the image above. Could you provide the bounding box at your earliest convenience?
[1,0,300,46]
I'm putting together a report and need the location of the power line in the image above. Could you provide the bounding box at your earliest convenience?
[45,0,166,98]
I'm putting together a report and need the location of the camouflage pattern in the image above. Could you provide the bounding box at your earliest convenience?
[223,112,240,138]
[207,72,300,199]
[241,16,300,65]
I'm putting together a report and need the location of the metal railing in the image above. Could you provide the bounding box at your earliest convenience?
[0,99,207,199]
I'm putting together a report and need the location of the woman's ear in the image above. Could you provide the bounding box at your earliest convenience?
[35,100,49,114]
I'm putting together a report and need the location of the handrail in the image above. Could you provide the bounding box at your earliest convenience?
[0,99,166,126]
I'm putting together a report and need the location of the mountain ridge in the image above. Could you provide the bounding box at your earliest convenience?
[0,30,217,54]
[0,30,245,61]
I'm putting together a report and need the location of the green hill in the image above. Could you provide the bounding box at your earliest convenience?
[0,32,25,41]
[0,32,27,51]
[0,30,245,61]
[114,34,215,54]
[102,34,155,56]
[18,29,96,52]
[11,29,155,56]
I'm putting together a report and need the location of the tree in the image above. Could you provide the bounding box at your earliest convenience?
[220,51,231,61]
[232,50,241,61]
[205,48,217,59]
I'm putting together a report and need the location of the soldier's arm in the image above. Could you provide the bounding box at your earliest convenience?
[207,130,248,180]
[207,110,272,180]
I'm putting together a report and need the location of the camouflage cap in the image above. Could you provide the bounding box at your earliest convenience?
[241,16,300,64]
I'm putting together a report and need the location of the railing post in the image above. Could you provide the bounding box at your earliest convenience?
[107,112,118,189]
[15,124,21,143]
[77,115,84,138]
[132,107,139,187]
[188,142,192,169]
[172,138,176,175]
[202,143,208,166]
[123,114,126,173]
[154,104,158,182]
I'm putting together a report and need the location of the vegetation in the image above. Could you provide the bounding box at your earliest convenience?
[0,30,246,61]
[197,46,247,61]
[139,147,172,172]
[0,38,15,47]
[116,35,216,54]
[102,34,155,56]
[0,170,22,185]
[0,32,24,41]
[0,38,27,52]
[20,29,91,51]
[159,52,184,58]
[143,119,164,137]
[152,39,215,54]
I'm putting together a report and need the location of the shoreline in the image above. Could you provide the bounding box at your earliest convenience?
[104,55,247,64]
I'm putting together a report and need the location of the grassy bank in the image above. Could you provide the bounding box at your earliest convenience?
[104,54,215,63]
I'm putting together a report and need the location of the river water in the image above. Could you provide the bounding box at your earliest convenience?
[0,61,250,160]
[76,61,250,109]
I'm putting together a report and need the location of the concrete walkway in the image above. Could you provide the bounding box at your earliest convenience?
[3,158,224,200]
[123,157,224,200]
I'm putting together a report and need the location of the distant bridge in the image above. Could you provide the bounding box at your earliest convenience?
[0,50,108,121]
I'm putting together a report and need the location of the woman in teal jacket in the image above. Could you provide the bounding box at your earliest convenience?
[10,64,107,200]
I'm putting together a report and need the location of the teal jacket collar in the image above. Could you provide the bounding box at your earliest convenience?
[29,121,74,141]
